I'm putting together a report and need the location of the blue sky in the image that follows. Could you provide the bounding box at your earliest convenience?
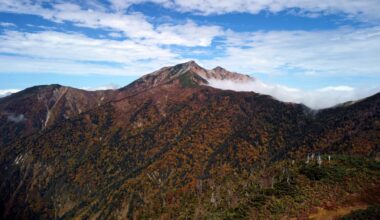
[0,0,379,108]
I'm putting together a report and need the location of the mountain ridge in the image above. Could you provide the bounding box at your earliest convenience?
[0,61,258,145]
[121,61,254,93]
[1,61,378,148]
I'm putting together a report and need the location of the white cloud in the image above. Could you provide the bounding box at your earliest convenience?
[317,86,354,92]
[154,21,222,47]
[7,113,26,123]
[108,32,123,38]
[0,30,191,76]
[105,0,380,22]
[0,1,222,47]
[108,0,171,11]
[207,79,378,109]
[0,2,222,76]
[201,27,380,77]
[0,54,186,76]
[0,89,20,97]
[0,22,16,27]
[0,55,127,76]
[49,3,155,40]
[0,30,177,63]
[0,27,218,76]
[81,83,120,91]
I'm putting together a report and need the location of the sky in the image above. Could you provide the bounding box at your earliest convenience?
[0,0,379,108]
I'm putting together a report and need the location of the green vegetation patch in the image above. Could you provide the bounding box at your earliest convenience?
[179,72,203,88]
[300,164,347,182]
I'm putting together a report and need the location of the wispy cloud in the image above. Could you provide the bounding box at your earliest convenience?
[7,113,26,123]
[0,30,177,63]
[0,22,16,27]
[0,54,184,76]
[0,1,223,77]
[0,1,222,47]
[202,27,380,77]
[0,30,186,75]
[2,21,380,78]
[106,0,380,22]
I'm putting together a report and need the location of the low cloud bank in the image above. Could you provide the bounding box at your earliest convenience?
[81,84,120,91]
[0,89,20,98]
[208,79,379,109]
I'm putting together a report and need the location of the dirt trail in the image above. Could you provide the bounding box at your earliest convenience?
[308,204,368,220]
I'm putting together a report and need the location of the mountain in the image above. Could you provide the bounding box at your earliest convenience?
[0,61,254,146]
[0,61,379,219]
[0,84,117,145]
[121,61,253,93]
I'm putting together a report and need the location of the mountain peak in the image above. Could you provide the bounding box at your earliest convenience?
[207,66,254,82]
[212,66,225,71]
[173,61,254,83]
[170,60,204,74]
[124,61,254,92]
[172,60,200,69]
[182,60,198,66]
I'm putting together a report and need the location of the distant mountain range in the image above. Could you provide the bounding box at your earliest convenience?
[1,61,379,219]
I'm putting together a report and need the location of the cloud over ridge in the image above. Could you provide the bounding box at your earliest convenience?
[208,79,378,109]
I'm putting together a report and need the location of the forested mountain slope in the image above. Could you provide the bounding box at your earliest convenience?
[0,61,379,219]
